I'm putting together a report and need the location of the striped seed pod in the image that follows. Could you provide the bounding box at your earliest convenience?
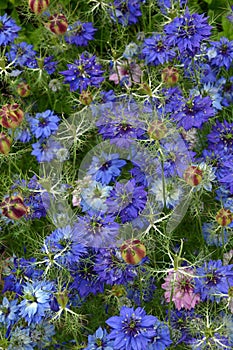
[0,133,12,155]
[0,104,24,129]
[28,0,50,15]
[120,239,146,265]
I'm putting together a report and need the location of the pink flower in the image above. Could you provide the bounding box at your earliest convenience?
[109,61,142,87]
[161,268,200,310]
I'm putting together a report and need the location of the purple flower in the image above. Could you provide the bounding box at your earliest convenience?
[60,53,105,92]
[74,211,120,248]
[0,13,21,46]
[194,259,233,302]
[65,21,97,46]
[107,178,147,223]
[157,0,187,15]
[172,95,215,130]
[142,34,176,65]
[208,37,233,70]
[109,0,144,26]
[207,120,233,156]
[96,102,146,147]
[6,42,37,67]
[94,248,138,285]
[28,110,60,139]
[18,280,54,324]
[70,250,104,298]
[164,8,212,55]
[106,306,157,350]
[218,160,233,195]
[87,152,126,185]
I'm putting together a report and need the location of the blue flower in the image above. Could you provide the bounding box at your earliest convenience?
[31,138,62,162]
[74,211,120,248]
[107,179,147,223]
[142,34,176,66]
[28,110,60,139]
[60,53,105,92]
[202,222,228,247]
[18,280,54,324]
[0,297,19,328]
[80,180,113,212]
[87,152,126,185]
[65,21,97,46]
[148,318,172,349]
[94,248,138,285]
[164,8,212,55]
[6,42,37,67]
[208,37,233,70]
[109,0,145,26]
[0,13,21,46]
[43,55,58,74]
[85,327,114,350]
[8,327,34,350]
[43,225,87,267]
[30,320,56,348]
[106,306,157,350]
[194,260,233,302]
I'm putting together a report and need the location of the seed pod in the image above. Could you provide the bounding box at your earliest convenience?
[216,208,233,227]
[183,165,203,186]
[0,133,12,155]
[162,66,179,85]
[17,82,31,97]
[28,0,50,15]
[1,195,28,220]
[147,120,167,140]
[47,13,68,35]
[0,104,24,129]
[120,239,146,265]
[79,90,93,105]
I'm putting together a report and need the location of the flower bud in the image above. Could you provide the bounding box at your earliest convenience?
[17,82,31,97]
[183,165,203,186]
[1,195,28,220]
[216,208,233,227]
[140,83,152,97]
[46,13,68,35]
[79,90,93,105]
[120,239,146,265]
[28,0,50,15]
[0,132,12,155]
[162,66,179,85]
[147,120,167,140]
[56,292,69,309]
[0,104,24,129]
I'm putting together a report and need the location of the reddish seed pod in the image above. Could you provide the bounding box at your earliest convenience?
[47,13,68,35]
[147,120,167,140]
[216,208,233,227]
[17,82,31,97]
[162,66,179,85]
[28,0,50,15]
[120,239,146,265]
[183,165,203,186]
[0,195,28,220]
[0,104,24,129]
[0,132,12,155]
